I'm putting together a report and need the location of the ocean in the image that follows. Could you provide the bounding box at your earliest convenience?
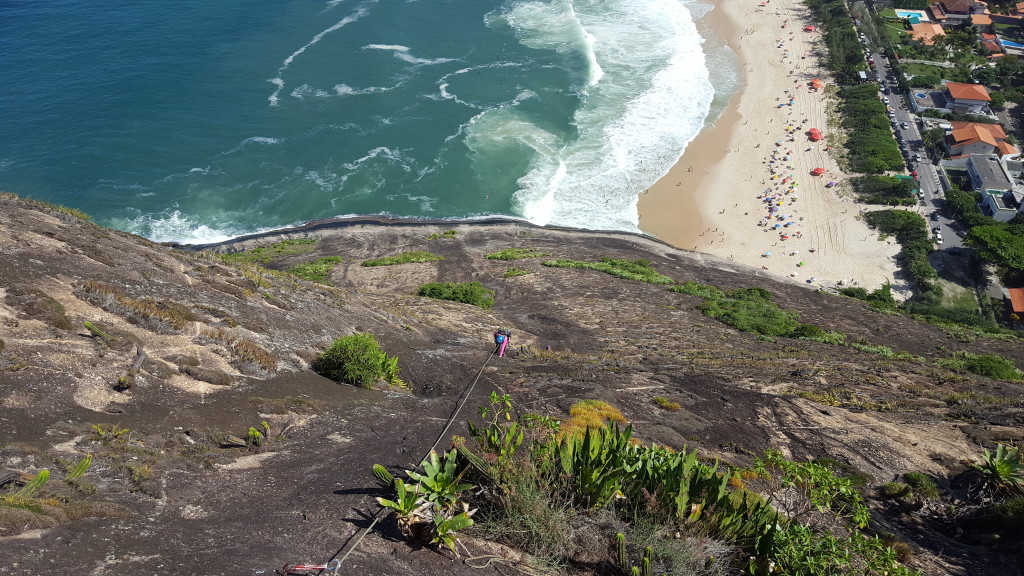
[0,0,738,244]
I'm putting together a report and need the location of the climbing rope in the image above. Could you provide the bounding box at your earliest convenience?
[280,348,497,575]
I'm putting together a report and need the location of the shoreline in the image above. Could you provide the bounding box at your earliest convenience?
[639,0,902,291]
[637,0,744,252]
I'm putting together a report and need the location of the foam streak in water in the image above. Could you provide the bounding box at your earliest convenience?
[268,6,369,106]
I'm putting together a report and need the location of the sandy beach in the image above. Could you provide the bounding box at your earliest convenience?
[639,0,902,292]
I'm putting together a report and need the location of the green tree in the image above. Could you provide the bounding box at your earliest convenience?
[967,226,1024,271]
[990,91,1007,111]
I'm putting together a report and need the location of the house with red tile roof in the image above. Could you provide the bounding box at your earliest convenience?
[911,22,946,45]
[1006,287,1024,322]
[980,32,1003,54]
[945,82,993,115]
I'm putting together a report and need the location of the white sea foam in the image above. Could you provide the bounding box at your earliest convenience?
[120,210,284,245]
[268,6,369,106]
[478,0,718,231]
[435,63,529,108]
[361,43,455,66]
[363,44,410,52]
[290,83,394,99]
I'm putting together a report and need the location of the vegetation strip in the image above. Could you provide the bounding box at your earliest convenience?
[542,258,674,284]
[361,251,444,267]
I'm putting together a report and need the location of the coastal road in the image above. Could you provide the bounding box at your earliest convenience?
[870,52,956,249]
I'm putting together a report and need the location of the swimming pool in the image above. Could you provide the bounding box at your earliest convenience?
[895,9,928,20]
[1002,38,1024,49]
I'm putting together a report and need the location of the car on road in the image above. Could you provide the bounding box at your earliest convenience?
[931,213,939,221]
[883,97,890,104]
[933,226,941,233]
[901,121,909,129]
[911,170,918,178]
[936,237,943,244]
[914,153,922,161]
[956,230,967,238]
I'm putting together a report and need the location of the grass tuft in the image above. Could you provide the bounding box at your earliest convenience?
[542,257,674,284]
[362,251,444,267]
[486,248,547,260]
[417,281,494,309]
[287,256,342,284]
[218,238,317,265]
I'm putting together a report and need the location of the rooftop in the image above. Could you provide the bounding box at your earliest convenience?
[970,154,1012,189]
[911,22,947,44]
[987,190,1021,211]
[946,82,992,101]
[972,14,993,25]
[950,125,999,147]
[1010,287,1024,314]
[997,141,1020,156]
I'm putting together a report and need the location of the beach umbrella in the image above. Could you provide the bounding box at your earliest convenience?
[804,25,815,32]
[798,261,805,266]
[809,132,823,141]
[811,167,825,176]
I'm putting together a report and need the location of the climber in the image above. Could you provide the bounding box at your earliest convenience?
[493,328,511,357]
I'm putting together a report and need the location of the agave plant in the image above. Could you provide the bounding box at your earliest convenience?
[406,450,472,512]
[973,444,1024,498]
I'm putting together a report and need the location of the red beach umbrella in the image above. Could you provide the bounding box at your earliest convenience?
[811,167,825,176]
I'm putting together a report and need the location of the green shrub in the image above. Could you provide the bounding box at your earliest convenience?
[287,256,342,284]
[881,482,911,499]
[994,495,1024,520]
[902,472,939,500]
[417,282,495,308]
[485,248,547,260]
[502,267,531,278]
[668,281,725,300]
[219,238,317,265]
[314,333,403,388]
[653,396,681,411]
[361,251,444,267]
[427,229,458,240]
[940,351,1023,381]
[851,175,918,206]
[863,211,937,296]
[542,257,674,284]
[699,288,801,337]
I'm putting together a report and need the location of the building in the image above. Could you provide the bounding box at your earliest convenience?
[946,121,1018,158]
[1007,287,1024,323]
[980,189,1023,221]
[910,22,946,45]
[966,154,1024,221]
[979,32,1003,54]
[945,82,992,115]
[971,13,993,32]
[934,0,985,18]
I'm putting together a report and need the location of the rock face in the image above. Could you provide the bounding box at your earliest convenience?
[1,195,1022,575]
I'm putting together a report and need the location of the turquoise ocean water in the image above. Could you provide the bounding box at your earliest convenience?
[0,0,738,244]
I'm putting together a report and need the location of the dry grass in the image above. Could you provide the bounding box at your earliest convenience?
[79,281,196,333]
[201,328,278,373]
[560,399,628,437]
